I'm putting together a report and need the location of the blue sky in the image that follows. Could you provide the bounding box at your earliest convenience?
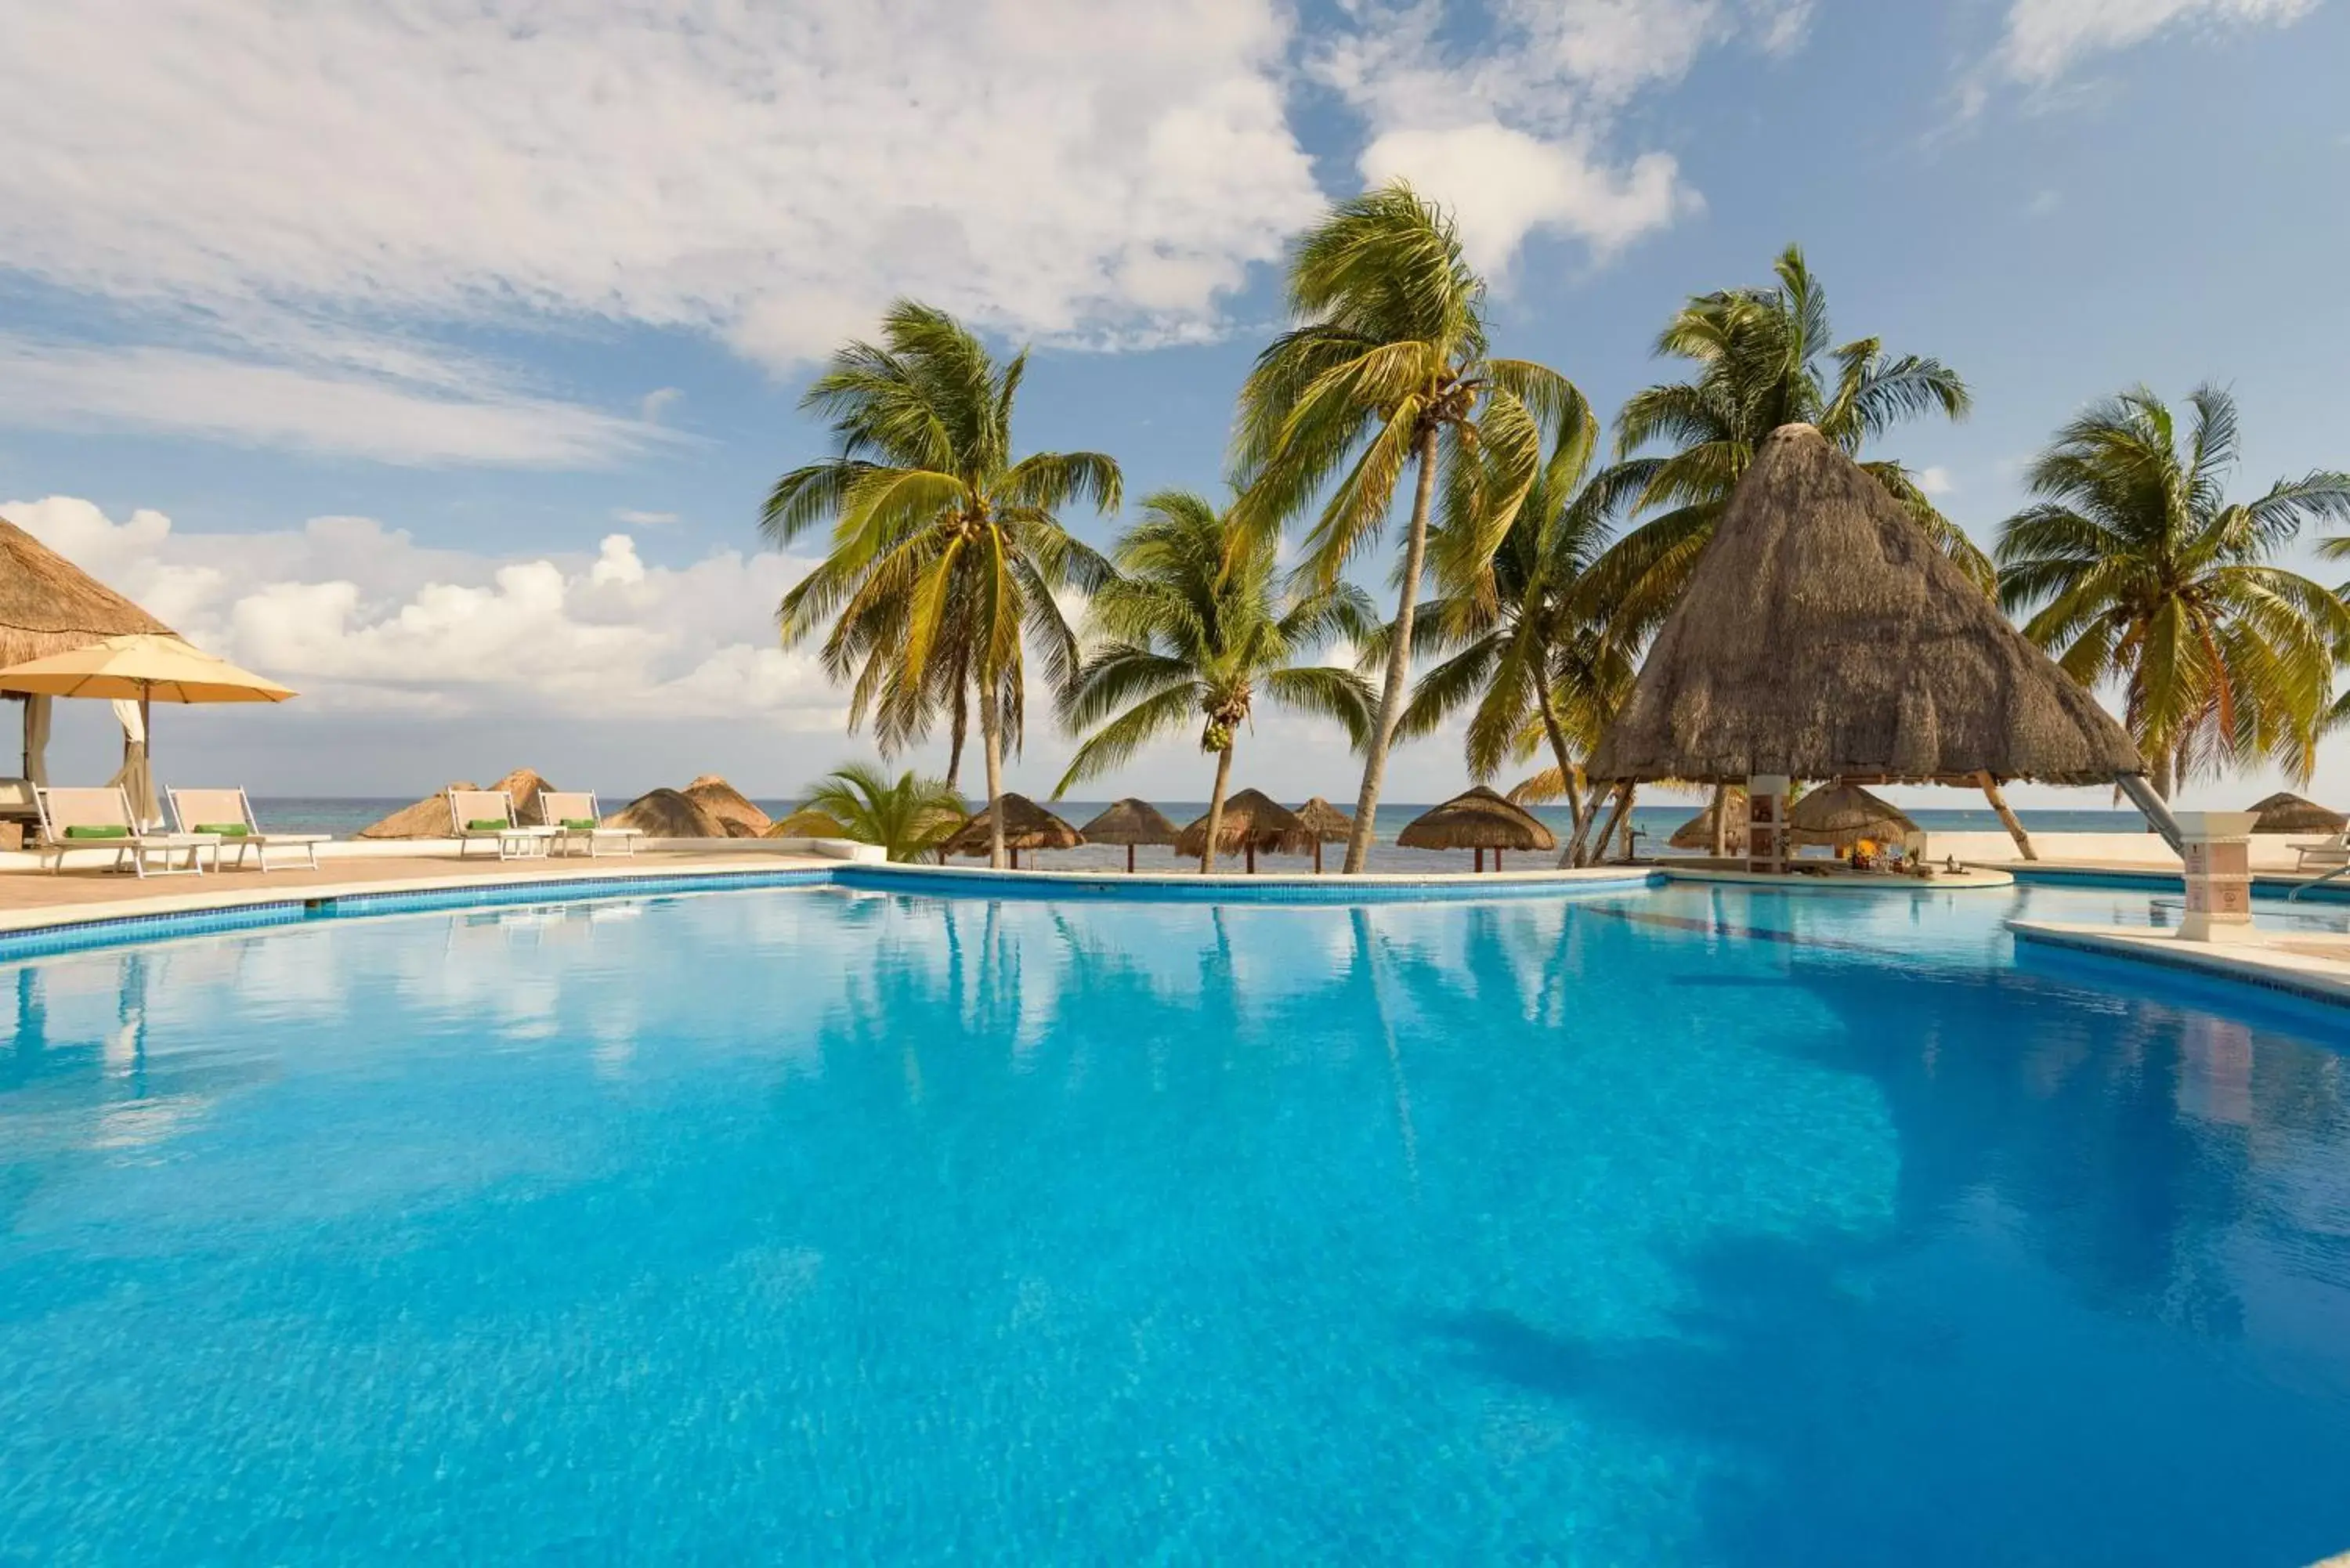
[2,0,2345,808]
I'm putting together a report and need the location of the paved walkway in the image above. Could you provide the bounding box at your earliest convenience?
[0,850,834,933]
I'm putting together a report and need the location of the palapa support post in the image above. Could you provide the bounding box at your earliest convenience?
[1975,772,2037,862]
[2174,811,2260,943]
[1474,847,1484,873]
[1745,775,1788,874]
[1125,844,1135,873]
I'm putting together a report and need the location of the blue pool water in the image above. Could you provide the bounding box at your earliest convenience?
[2,881,2347,1564]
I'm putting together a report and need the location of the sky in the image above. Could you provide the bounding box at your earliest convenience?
[2,0,2346,810]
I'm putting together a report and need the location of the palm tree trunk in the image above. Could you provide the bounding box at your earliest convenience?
[945,679,970,792]
[1588,782,1636,864]
[1975,771,2036,861]
[1343,426,1440,875]
[979,681,1006,869]
[1200,743,1235,874]
[1528,662,1586,849]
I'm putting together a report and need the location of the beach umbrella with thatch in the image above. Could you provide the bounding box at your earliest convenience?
[1077,797,1180,873]
[2247,791,2347,835]
[682,773,772,837]
[1176,788,1306,873]
[1397,786,1556,872]
[606,787,730,838]
[1292,797,1353,875]
[1668,789,1748,853]
[1,517,176,787]
[359,768,558,838]
[1788,780,1918,851]
[942,793,1082,869]
[1585,425,2146,857]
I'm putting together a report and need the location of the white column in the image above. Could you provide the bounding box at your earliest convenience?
[2173,811,2260,943]
[1745,774,1789,874]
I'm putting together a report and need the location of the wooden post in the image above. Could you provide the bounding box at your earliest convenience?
[1125,844,1135,873]
[1245,843,1256,874]
[1474,847,1484,873]
[1313,842,1323,875]
[1975,771,2036,861]
[1496,848,1504,872]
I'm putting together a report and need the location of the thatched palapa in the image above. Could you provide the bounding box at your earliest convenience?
[1079,797,1180,872]
[1176,789,1306,872]
[1397,786,1556,871]
[683,774,772,837]
[1668,789,1748,852]
[1586,425,2142,787]
[944,793,1082,867]
[1788,782,1918,850]
[1292,797,1354,874]
[607,787,730,837]
[2246,791,2345,835]
[0,517,174,670]
[766,807,848,840]
[359,768,557,838]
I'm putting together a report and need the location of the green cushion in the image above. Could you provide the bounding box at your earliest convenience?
[466,818,511,833]
[63,824,130,840]
[561,818,597,830]
[194,823,249,838]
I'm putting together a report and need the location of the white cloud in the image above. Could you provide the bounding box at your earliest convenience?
[2025,188,2063,216]
[1313,0,1808,272]
[1995,0,2316,83]
[1915,465,1957,496]
[1,495,844,726]
[0,335,669,468]
[613,509,681,528]
[0,0,1322,410]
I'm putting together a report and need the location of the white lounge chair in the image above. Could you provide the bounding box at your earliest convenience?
[537,789,642,858]
[34,785,219,877]
[449,788,555,861]
[2294,833,2350,873]
[167,787,330,873]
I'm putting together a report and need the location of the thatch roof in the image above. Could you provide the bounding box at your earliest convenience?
[943,793,1083,855]
[0,515,175,670]
[2247,791,2346,835]
[1668,789,1748,851]
[1175,789,1307,857]
[1788,781,1917,847]
[1396,786,1556,851]
[1293,797,1354,842]
[356,768,556,838]
[766,807,848,839]
[1078,797,1180,846]
[608,787,729,837]
[1586,424,2143,786]
[683,773,772,837]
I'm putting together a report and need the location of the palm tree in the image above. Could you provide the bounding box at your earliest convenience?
[762,300,1121,866]
[1389,402,1637,864]
[1234,182,1580,873]
[1586,244,1985,642]
[1054,490,1378,871]
[794,763,967,863]
[1996,385,2350,796]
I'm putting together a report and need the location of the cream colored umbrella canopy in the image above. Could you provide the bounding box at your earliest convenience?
[0,634,296,824]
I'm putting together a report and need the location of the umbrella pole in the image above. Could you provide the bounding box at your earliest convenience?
[1497,848,1504,873]
[1126,844,1135,874]
[1245,844,1256,874]
[1474,847,1484,873]
[1313,842,1322,876]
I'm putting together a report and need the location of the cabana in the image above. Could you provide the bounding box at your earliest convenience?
[943,793,1082,869]
[1176,789,1304,874]
[1668,789,1748,854]
[2246,792,2345,835]
[1586,424,2149,877]
[1397,786,1556,872]
[1077,797,1180,873]
[1788,781,1920,854]
[1292,797,1354,875]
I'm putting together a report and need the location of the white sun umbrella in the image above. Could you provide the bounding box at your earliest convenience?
[0,634,297,826]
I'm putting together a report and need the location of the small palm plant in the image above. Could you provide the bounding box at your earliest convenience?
[763,301,1119,866]
[791,764,967,863]
[1055,491,1377,872]
[1234,182,1580,873]
[1997,385,2350,794]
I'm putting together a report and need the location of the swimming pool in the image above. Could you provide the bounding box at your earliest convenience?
[2,880,2345,1563]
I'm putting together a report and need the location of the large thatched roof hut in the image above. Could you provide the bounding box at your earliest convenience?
[2247,791,2345,835]
[1397,786,1556,872]
[1587,425,2143,792]
[1078,797,1180,872]
[0,517,174,670]
[1788,781,1918,851]
[1176,789,1305,873]
[359,768,559,838]
[943,793,1082,867]
[607,787,729,837]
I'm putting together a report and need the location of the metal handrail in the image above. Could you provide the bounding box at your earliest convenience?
[2287,863,2349,902]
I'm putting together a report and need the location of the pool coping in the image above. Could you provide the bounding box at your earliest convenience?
[2007,919,2350,1010]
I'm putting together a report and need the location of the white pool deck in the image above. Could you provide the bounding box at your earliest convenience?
[2007,919,2350,1008]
